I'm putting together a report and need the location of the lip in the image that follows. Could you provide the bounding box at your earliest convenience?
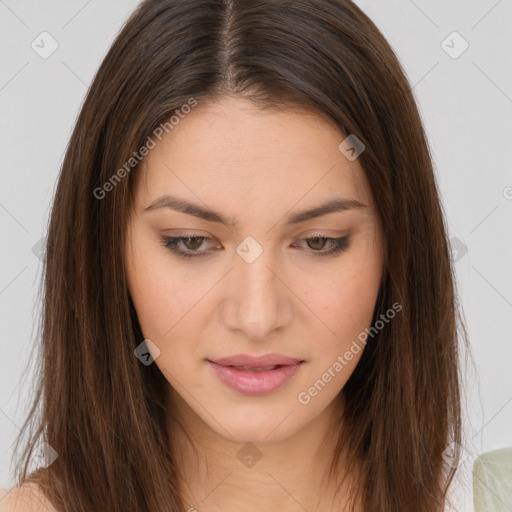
[210,353,303,368]
[207,353,305,396]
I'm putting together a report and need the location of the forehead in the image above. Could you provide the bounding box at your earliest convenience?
[132,97,375,215]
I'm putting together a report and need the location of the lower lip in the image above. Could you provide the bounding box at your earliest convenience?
[208,361,303,395]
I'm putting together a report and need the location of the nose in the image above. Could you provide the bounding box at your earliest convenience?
[221,249,294,342]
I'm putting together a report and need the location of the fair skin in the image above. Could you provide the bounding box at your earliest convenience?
[125,96,384,511]
[0,97,383,512]
[0,483,55,512]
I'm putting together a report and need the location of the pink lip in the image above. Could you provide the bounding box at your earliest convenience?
[207,353,305,396]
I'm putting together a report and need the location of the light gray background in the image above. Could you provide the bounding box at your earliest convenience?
[1,0,511,507]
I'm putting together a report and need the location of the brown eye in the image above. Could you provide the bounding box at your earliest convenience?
[182,237,206,250]
[160,235,217,258]
[306,237,330,251]
[296,235,350,257]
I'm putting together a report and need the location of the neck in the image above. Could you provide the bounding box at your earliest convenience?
[167,391,357,512]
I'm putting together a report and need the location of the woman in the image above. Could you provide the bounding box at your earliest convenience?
[3,0,469,510]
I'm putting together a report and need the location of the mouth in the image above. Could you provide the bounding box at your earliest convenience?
[209,353,304,368]
[207,354,305,395]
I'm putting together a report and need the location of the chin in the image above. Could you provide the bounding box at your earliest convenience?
[200,404,305,445]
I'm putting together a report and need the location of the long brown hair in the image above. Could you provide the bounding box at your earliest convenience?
[12,0,467,510]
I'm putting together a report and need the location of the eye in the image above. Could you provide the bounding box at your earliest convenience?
[160,235,218,258]
[293,234,350,257]
[160,234,350,258]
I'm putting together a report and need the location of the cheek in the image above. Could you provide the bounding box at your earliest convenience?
[126,233,198,340]
[126,251,205,381]
[309,244,383,356]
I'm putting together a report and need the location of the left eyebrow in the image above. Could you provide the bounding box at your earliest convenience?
[143,194,367,228]
[283,198,368,225]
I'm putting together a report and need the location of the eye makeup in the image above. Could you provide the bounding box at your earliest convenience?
[159,233,350,259]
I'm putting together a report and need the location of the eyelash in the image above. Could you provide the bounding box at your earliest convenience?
[160,234,350,259]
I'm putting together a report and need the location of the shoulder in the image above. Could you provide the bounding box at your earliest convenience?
[0,482,56,512]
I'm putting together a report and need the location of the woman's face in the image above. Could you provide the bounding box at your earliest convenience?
[125,97,384,443]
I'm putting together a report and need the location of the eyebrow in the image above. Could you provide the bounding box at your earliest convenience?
[144,194,367,227]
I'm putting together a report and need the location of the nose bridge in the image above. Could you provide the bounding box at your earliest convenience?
[224,238,292,339]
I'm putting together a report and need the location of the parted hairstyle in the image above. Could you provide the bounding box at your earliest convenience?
[12,0,468,511]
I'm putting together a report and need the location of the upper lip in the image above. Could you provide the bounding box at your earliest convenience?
[208,353,304,368]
